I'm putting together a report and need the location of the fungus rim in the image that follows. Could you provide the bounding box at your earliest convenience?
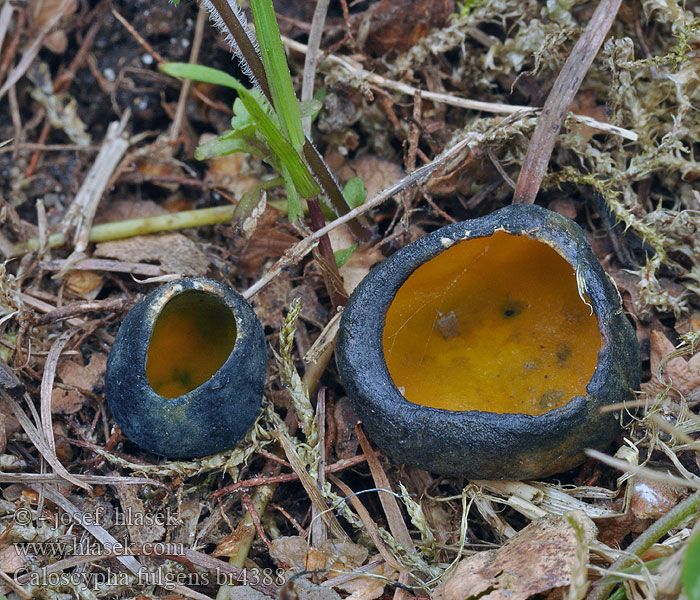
[144,280,243,401]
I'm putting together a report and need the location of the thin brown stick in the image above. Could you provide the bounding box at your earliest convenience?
[28,297,132,326]
[111,8,166,63]
[53,1,107,92]
[308,197,348,308]
[0,8,26,90]
[512,0,624,204]
[212,451,375,498]
[0,570,31,600]
[301,0,330,136]
[25,119,51,179]
[240,491,274,554]
[170,5,207,143]
[355,424,415,553]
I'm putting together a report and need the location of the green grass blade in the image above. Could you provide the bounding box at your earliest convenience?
[236,90,319,198]
[248,0,304,152]
[160,62,247,92]
[162,61,318,198]
[280,165,304,222]
[194,136,266,161]
[683,532,700,600]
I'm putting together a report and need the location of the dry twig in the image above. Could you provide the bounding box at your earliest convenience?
[512,0,624,203]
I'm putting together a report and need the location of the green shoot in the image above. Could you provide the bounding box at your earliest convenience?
[161,62,319,219]
[342,176,368,209]
[683,531,700,600]
[334,244,357,267]
[249,0,304,152]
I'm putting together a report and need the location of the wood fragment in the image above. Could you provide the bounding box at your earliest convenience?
[355,424,415,553]
[311,388,328,548]
[276,428,350,542]
[40,330,75,455]
[512,0,624,204]
[61,110,131,258]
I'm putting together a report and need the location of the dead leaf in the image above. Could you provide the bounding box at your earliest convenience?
[361,0,454,55]
[434,512,597,600]
[252,277,294,330]
[569,91,609,149]
[115,486,165,546]
[336,156,404,199]
[675,313,700,336]
[241,190,267,240]
[336,562,397,600]
[96,199,166,223]
[51,354,106,414]
[94,233,209,276]
[547,198,578,220]
[596,509,651,548]
[232,206,298,277]
[269,536,368,575]
[30,0,77,54]
[645,331,700,396]
[202,135,260,200]
[65,271,104,300]
[134,155,184,192]
[328,225,382,294]
[630,479,684,519]
[52,421,72,464]
[0,543,28,573]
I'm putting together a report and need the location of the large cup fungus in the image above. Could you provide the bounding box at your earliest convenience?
[336,204,640,479]
[105,278,266,458]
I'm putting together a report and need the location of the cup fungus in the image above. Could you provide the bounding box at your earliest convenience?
[336,204,641,479]
[105,278,266,458]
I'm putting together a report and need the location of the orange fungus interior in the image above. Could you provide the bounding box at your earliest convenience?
[146,291,237,399]
[382,231,602,414]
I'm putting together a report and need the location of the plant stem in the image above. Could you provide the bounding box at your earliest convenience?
[308,197,348,308]
[17,205,238,253]
[199,0,371,240]
[303,142,370,240]
[512,0,623,204]
[588,490,700,600]
[206,0,271,98]
[215,459,280,600]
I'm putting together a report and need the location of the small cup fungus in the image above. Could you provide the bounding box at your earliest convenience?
[336,204,641,479]
[105,278,266,458]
